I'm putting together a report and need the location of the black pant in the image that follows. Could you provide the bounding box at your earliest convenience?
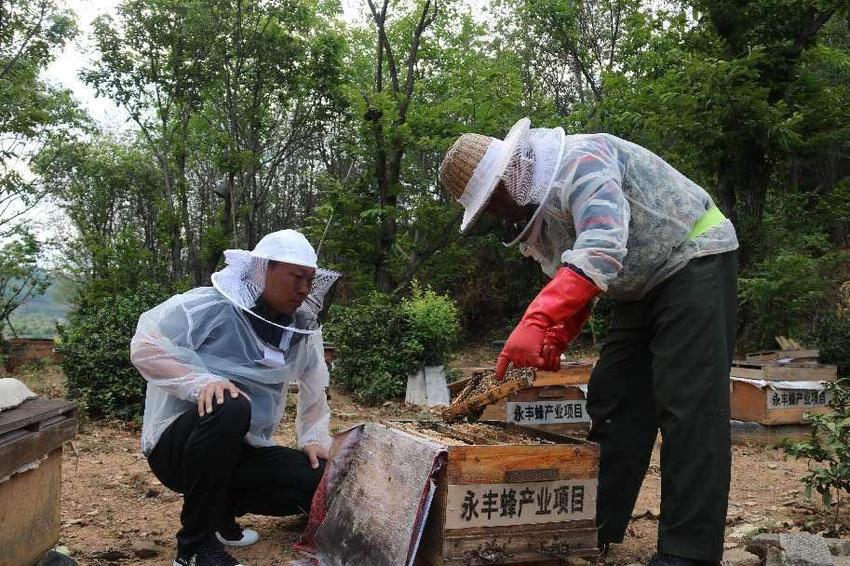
[587,251,736,562]
[147,394,325,550]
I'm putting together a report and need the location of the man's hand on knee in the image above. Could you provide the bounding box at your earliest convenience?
[197,381,248,416]
[302,443,329,469]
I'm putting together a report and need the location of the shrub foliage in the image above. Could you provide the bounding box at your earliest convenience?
[57,283,167,420]
[328,287,460,404]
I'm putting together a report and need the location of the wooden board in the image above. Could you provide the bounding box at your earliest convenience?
[730,360,837,382]
[442,376,533,422]
[440,523,598,565]
[0,398,77,479]
[533,362,593,387]
[449,362,594,397]
[446,444,598,485]
[0,397,76,436]
[0,448,62,566]
[731,420,812,446]
[745,349,819,362]
[730,420,816,446]
[447,373,488,397]
[730,381,831,425]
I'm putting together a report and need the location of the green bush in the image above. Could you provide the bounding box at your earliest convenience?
[813,312,850,378]
[402,282,460,366]
[326,292,420,405]
[327,287,461,404]
[57,282,168,420]
[783,379,850,531]
[738,249,843,349]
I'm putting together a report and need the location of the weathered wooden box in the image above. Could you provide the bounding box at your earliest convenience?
[730,379,831,425]
[480,384,590,436]
[397,422,599,565]
[0,398,77,566]
[449,362,593,437]
[730,359,837,381]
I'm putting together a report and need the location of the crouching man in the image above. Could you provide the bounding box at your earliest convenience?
[130,229,339,566]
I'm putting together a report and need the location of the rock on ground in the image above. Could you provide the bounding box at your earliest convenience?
[747,533,781,558]
[778,533,834,566]
[722,548,761,566]
[825,539,850,557]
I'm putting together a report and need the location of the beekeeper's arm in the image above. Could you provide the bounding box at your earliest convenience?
[497,135,628,377]
[296,332,332,468]
[130,298,245,415]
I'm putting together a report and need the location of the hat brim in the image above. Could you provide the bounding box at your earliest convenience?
[458,118,531,235]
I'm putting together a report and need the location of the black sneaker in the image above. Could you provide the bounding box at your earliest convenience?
[173,538,244,566]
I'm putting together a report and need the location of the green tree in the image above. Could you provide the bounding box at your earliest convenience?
[35,134,169,301]
[83,0,212,284]
[84,0,346,284]
[309,3,555,334]
[0,0,82,229]
[0,0,81,340]
[0,231,49,337]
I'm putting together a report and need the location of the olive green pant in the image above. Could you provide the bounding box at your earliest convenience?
[587,251,736,561]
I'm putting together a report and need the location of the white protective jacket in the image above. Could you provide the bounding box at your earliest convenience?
[131,287,332,456]
[515,133,739,299]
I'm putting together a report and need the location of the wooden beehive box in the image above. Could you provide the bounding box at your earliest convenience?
[730,359,837,381]
[480,363,593,436]
[0,397,77,566]
[745,349,819,363]
[395,422,599,565]
[480,384,590,436]
[730,380,831,425]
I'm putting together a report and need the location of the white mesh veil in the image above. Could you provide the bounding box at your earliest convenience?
[526,127,567,205]
[501,127,566,206]
[503,126,567,247]
[210,230,341,334]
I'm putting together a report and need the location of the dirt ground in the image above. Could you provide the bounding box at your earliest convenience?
[15,363,850,566]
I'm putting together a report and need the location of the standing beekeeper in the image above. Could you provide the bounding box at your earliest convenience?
[439,118,738,565]
[130,229,339,566]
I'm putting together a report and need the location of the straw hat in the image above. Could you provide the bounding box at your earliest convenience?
[439,118,531,234]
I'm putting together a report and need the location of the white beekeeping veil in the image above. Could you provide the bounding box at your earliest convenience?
[211,229,340,334]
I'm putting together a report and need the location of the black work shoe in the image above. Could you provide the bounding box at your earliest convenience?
[648,553,717,566]
[173,538,244,566]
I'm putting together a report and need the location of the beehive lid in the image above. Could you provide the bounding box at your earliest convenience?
[0,397,77,479]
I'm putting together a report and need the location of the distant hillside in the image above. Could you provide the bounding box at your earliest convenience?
[7,280,73,339]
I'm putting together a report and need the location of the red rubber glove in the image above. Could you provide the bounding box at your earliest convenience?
[496,267,600,380]
[540,304,592,371]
